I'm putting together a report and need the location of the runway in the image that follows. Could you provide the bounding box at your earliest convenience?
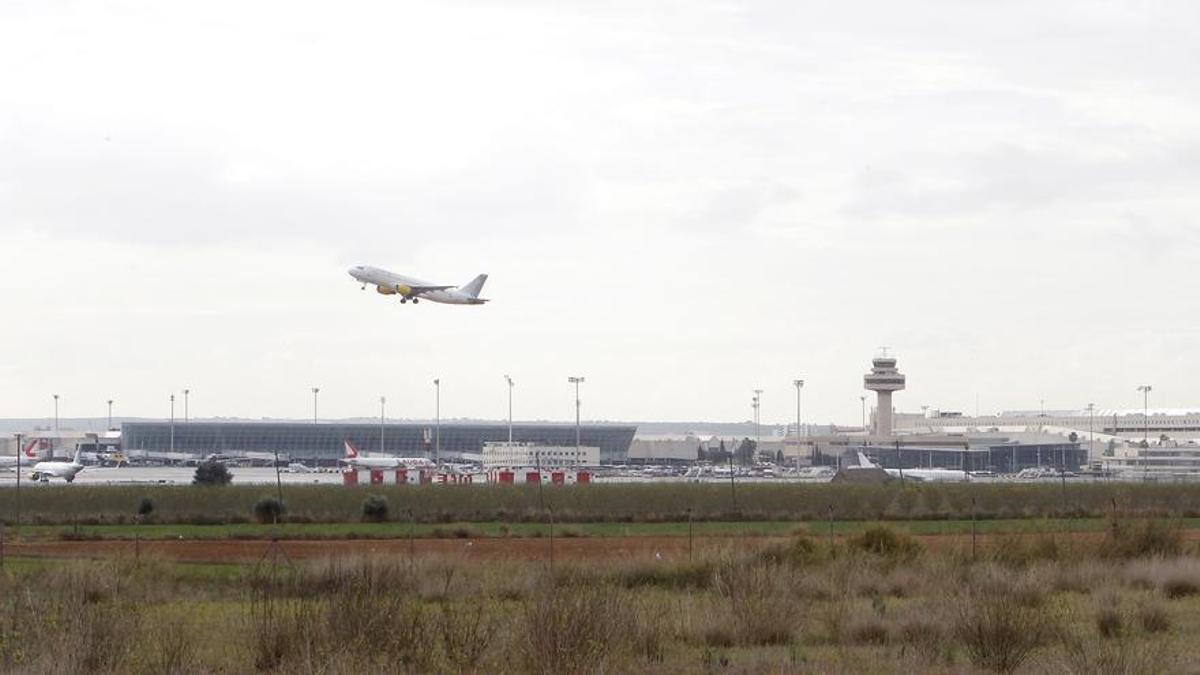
[0,466,345,486]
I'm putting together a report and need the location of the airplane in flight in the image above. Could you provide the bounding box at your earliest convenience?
[29,450,86,483]
[348,265,488,305]
[855,451,969,482]
[341,440,435,470]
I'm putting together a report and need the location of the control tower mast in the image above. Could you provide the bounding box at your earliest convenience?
[864,351,906,436]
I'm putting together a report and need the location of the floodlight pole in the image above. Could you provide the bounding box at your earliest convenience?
[505,375,514,444]
[753,389,762,462]
[1137,385,1152,447]
[52,394,59,454]
[793,379,804,462]
[434,379,441,467]
[106,399,113,430]
[311,387,319,424]
[169,394,175,454]
[1087,402,1095,467]
[568,377,585,455]
[380,396,386,454]
[183,388,190,423]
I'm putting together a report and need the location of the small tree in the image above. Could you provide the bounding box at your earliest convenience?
[253,496,285,524]
[775,449,784,463]
[1068,432,1078,443]
[736,438,756,466]
[361,494,390,522]
[136,496,155,518]
[696,443,706,462]
[192,461,232,486]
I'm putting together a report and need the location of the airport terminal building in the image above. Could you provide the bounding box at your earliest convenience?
[121,421,636,465]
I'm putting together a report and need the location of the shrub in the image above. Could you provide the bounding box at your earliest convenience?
[1137,602,1171,633]
[1106,519,1183,558]
[847,526,922,559]
[361,494,389,522]
[192,461,232,486]
[136,496,155,517]
[520,582,636,674]
[1161,577,1199,599]
[711,562,801,645]
[953,572,1054,673]
[253,496,285,524]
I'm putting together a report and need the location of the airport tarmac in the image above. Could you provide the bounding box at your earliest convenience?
[0,466,345,486]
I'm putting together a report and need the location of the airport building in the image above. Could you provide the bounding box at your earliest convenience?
[480,442,600,468]
[121,421,636,465]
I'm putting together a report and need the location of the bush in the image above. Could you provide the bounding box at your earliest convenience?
[520,583,636,674]
[1137,602,1171,633]
[253,496,286,524]
[848,526,922,559]
[192,461,232,486]
[361,494,389,522]
[1106,519,1183,558]
[953,572,1054,673]
[136,496,155,517]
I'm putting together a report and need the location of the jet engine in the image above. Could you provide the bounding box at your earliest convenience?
[375,285,396,295]
[395,284,413,297]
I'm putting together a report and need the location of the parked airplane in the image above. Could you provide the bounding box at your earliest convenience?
[348,265,488,305]
[29,450,86,483]
[341,440,435,470]
[856,451,969,482]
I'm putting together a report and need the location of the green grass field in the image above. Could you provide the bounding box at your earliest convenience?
[3,481,1200,528]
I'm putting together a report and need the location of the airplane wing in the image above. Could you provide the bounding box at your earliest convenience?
[405,285,453,295]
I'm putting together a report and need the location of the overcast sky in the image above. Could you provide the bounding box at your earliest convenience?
[2,1,1198,426]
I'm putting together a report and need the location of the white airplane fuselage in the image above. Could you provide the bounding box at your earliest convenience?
[29,459,84,482]
[348,266,488,305]
[883,467,969,482]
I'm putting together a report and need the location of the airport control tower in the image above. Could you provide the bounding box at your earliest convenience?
[864,352,906,436]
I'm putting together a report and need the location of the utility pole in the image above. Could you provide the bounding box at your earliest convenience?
[169,394,176,454]
[380,396,386,454]
[106,399,114,430]
[860,396,866,431]
[311,387,319,424]
[13,433,21,537]
[505,375,514,444]
[183,388,190,423]
[568,377,585,456]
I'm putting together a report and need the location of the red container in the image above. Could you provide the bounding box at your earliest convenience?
[526,471,541,484]
[551,471,565,485]
[577,471,591,484]
[342,470,359,486]
[497,471,514,484]
[395,469,408,485]
[370,470,384,485]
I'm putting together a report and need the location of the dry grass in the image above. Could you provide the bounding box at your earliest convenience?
[2,520,1200,673]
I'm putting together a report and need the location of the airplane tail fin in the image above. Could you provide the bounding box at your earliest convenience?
[857,451,878,468]
[72,448,84,465]
[459,274,488,298]
[343,440,359,459]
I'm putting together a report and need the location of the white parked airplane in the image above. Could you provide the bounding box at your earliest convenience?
[30,450,86,483]
[348,265,488,305]
[341,440,434,470]
[856,451,969,483]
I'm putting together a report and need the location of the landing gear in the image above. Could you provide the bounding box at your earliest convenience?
[412,298,419,304]
[400,298,407,304]
[361,284,366,291]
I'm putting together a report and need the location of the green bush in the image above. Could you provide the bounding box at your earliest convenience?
[254,496,286,524]
[192,461,232,486]
[361,494,389,522]
[136,496,155,517]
